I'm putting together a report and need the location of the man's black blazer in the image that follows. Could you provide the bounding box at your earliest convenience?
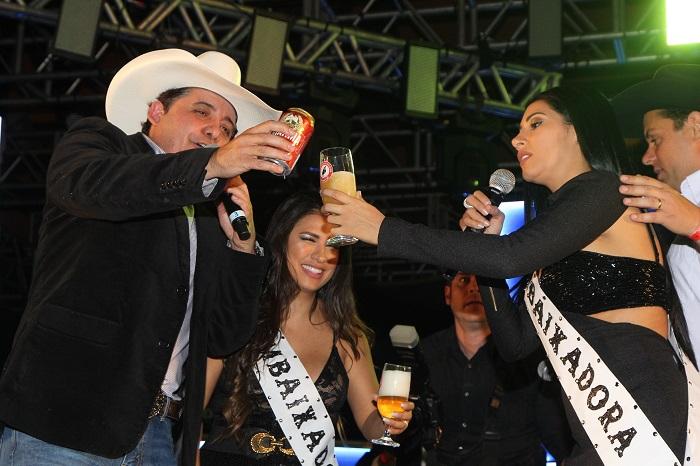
[0,117,267,465]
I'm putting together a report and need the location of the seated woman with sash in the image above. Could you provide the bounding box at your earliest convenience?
[198,191,414,466]
[319,87,698,465]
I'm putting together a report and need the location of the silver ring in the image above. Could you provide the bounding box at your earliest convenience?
[463,198,473,209]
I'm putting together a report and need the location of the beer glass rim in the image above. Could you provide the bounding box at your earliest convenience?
[320,146,351,156]
[383,362,411,372]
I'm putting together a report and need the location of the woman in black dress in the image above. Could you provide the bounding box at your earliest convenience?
[320,87,695,465]
[198,191,413,466]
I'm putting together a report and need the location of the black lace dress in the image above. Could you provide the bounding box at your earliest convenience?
[200,345,349,466]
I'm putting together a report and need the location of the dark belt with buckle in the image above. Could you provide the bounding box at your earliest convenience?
[249,431,295,456]
[148,390,183,421]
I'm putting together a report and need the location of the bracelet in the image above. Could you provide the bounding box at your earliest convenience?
[690,225,700,241]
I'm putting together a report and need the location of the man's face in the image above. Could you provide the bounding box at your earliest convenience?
[642,110,700,190]
[444,272,486,323]
[146,88,238,153]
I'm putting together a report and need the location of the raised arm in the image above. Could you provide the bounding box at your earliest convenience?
[378,170,626,278]
[48,118,225,221]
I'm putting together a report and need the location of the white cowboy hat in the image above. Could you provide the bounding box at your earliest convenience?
[105,48,281,135]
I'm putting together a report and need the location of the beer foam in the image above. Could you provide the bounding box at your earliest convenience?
[378,370,411,397]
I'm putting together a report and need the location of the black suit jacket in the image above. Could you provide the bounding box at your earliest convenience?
[0,117,266,465]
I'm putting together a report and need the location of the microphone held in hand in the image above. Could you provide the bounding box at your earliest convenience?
[467,169,516,233]
[222,195,251,241]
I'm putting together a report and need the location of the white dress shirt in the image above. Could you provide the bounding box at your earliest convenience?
[142,134,217,400]
[668,169,700,355]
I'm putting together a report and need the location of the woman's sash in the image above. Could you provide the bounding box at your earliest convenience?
[255,331,338,466]
[524,272,698,465]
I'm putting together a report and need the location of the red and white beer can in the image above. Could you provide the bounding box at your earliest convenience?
[269,107,315,176]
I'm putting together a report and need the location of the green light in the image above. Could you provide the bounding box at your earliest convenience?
[666,0,700,46]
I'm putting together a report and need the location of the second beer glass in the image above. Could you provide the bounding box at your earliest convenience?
[371,363,411,447]
[319,146,358,247]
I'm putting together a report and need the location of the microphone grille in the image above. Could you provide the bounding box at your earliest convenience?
[489,169,516,195]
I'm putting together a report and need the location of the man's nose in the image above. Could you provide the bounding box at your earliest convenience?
[204,124,222,142]
[641,145,655,166]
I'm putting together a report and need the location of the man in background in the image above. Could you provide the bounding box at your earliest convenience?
[415,271,571,465]
[612,65,700,356]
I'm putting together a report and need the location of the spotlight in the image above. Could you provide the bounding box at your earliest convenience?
[666,0,700,46]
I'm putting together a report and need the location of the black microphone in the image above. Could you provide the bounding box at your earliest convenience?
[466,168,516,233]
[222,195,251,241]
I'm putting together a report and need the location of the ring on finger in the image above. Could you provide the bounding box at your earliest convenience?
[463,198,473,209]
[657,198,662,210]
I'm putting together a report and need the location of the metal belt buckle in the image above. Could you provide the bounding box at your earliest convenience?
[250,432,295,456]
[149,391,167,419]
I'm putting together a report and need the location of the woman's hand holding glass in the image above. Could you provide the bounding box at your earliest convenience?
[460,190,506,235]
[320,189,385,246]
[371,363,412,447]
[375,394,414,436]
[319,147,361,246]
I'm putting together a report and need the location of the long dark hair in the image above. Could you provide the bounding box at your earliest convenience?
[220,191,372,438]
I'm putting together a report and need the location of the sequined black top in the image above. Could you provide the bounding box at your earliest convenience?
[201,345,349,466]
[539,248,669,315]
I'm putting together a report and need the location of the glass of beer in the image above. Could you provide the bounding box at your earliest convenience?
[371,363,411,447]
[320,146,358,247]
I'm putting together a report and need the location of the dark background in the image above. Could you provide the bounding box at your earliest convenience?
[1,0,698,376]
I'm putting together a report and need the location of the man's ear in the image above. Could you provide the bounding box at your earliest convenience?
[146,100,165,126]
[687,111,700,139]
[444,285,451,306]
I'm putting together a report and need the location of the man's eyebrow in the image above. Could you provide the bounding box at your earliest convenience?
[193,101,235,127]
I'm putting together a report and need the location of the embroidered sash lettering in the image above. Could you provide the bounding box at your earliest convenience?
[293,405,318,428]
[255,332,338,466]
[522,273,691,465]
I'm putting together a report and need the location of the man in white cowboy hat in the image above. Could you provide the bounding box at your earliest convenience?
[0,48,295,466]
[611,64,700,355]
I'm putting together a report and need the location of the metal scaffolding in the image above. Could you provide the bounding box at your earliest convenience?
[0,0,695,292]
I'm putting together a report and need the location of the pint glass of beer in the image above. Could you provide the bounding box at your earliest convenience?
[371,363,411,447]
[319,146,358,247]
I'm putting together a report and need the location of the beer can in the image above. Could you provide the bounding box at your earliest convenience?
[269,108,315,176]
